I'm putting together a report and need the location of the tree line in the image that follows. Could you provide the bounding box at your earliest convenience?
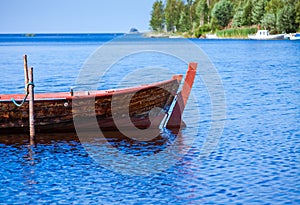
[150,0,300,37]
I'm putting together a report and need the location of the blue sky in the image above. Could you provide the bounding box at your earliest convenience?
[0,0,157,33]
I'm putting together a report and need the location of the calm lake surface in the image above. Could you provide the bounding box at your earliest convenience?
[0,34,299,204]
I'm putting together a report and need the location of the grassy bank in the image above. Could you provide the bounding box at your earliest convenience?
[215,27,258,38]
[145,27,259,39]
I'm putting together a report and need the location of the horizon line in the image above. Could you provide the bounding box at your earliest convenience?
[0,30,150,35]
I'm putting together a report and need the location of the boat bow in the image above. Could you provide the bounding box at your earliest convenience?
[166,62,197,129]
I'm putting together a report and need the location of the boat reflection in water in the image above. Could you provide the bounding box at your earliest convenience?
[0,127,190,176]
[79,127,187,155]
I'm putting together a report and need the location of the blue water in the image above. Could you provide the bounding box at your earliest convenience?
[0,34,299,204]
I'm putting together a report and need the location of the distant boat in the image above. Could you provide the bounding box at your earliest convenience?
[169,35,182,39]
[248,30,284,40]
[147,33,169,38]
[0,63,197,134]
[205,34,218,39]
[290,33,300,40]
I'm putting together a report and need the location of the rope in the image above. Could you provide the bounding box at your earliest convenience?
[11,82,35,107]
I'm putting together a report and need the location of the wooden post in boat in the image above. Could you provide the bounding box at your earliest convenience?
[23,54,35,142]
[28,67,35,143]
[23,55,29,91]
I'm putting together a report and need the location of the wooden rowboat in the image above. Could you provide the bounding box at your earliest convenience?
[0,63,197,134]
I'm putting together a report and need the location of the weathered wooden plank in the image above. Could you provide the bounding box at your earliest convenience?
[0,77,181,133]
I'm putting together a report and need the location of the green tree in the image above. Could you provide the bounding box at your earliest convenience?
[150,0,165,31]
[176,0,185,31]
[211,0,234,28]
[261,13,277,32]
[277,4,297,33]
[190,0,199,31]
[266,0,283,14]
[208,0,219,8]
[186,0,196,27]
[165,0,184,32]
[178,5,192,32]
[196,0,209,26]
[242,0,253,26]
[265,0,284,27]
[232,6,244,28]
[149,0,299,35]
[165,0,176,31]
[251,0,267,25]
[295,0,300,30]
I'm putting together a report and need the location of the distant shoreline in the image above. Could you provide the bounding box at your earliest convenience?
[143,31,250,40]
[0,33,125,35]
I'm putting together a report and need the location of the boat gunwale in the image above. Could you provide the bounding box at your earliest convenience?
[0,74,183,102]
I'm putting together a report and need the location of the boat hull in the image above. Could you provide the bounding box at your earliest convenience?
[0,77,181,134]
[290,34,300,40]
[248,34,284,40]
[290,37,300,40]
